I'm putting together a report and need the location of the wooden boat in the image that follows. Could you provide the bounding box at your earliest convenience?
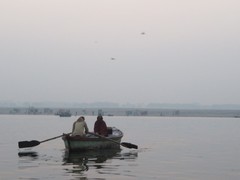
[62,127,123,151]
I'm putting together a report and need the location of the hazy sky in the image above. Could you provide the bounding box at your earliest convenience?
[0,0,240,105]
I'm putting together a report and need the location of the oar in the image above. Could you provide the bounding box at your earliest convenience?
[18,133,71,148]
[88,132,138,149]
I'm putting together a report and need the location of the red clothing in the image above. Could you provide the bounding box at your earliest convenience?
[94,119,108,136]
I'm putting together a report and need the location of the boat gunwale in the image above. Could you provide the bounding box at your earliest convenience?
[63,135,123,142]
[63,127,123,141]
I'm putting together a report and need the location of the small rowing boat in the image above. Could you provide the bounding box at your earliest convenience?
[19,127,137,150]
[62,127,123,151]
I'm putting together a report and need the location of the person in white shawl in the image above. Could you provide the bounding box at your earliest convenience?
[72,116,89,136]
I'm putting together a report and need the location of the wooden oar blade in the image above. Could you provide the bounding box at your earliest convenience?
[121,142,138,149]
[18,140,40,148]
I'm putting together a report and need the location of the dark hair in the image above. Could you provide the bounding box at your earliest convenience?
[97,115,103,120]
[80,116,85,120]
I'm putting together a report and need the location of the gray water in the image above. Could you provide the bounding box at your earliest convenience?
[1,115,240,180]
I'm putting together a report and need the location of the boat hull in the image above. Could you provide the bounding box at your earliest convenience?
[62,127,123,151]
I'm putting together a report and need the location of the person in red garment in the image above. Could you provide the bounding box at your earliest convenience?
[94,115,108,136]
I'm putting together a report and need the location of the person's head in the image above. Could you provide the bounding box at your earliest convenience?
[97,115,103,121]
[77,117,84,122]
[80,116,85,120]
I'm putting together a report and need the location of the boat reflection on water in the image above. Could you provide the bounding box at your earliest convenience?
[62,149,138,174]
[62,149,121,173]
[18,148,138,177]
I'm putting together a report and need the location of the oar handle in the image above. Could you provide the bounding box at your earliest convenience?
[87,132,120,145]
[40,133,71,143]
[88,132,138,149]
[18,132,72,149]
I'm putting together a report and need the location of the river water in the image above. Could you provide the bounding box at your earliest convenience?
[0,115,240,180]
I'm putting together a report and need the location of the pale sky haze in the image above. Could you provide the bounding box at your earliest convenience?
[0,0,240,105]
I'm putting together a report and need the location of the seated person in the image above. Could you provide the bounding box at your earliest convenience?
[94,115,108,136]
[72,116,89,136]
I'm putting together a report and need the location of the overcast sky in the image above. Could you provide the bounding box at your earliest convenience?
[0,0,240,105]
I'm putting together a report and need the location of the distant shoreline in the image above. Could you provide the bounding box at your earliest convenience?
[0,107,240,118]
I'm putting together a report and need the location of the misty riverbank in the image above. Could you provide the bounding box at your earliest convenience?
[1,107,240,118]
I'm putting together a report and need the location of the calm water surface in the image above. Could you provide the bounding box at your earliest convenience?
[0,115,240,180]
